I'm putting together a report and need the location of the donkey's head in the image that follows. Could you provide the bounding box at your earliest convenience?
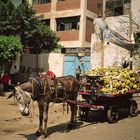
[8,87,32,116]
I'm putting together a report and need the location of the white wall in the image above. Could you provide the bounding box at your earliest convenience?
[91,37,130,69]
[131,0,140,33]
[91,16,133,69]
[20,53,64,77]
[48,53,64,77]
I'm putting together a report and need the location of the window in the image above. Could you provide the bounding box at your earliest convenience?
[33,0,51,4]
[114,6,123,15]
[106,0,130,16]
[42,19,50,26]
[56,16,80,31]
[124,0,130,4]
[97,3,102,17]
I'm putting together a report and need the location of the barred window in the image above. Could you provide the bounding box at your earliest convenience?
[56,16,80,31]
[106,0,131,16]
[33,0,51,4]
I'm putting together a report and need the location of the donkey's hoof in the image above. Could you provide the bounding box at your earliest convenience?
[67,123,76,130]
[42,131,48,138]
[35,130,42,136]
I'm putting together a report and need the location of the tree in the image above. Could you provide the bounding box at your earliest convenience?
[0,0,16,35]
[0,35,23,70]
[133,32,140,56]
[27,22,60,54]
[0,1,61,74]
[0,1,61,53]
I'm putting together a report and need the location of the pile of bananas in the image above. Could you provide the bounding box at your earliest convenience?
[88,67,138,94]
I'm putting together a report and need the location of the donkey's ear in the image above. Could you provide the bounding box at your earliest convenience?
[10,84,16,90]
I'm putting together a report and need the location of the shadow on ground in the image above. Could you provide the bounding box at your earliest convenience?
[18,121,86,140]
[19,109,140,140]
[77,109,140,123]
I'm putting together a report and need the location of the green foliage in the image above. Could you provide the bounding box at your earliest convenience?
[27,22,60,53]
[134,33,140,50]
[120,60,130,69]
[0,36,23,62]
[0,1,60,53]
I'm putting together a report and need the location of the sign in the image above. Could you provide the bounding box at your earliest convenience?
[61,48,91,55]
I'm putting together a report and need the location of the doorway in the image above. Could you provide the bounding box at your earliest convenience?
[63,55,90,76]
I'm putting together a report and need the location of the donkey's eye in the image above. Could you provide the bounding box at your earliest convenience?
[18,97,21,100]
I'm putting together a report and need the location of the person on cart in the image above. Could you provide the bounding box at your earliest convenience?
[76,65,81,81]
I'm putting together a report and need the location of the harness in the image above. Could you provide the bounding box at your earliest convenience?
[29,76,56,101]
[29,71,68,113]
[30,75,67,104]
[30,77,44,100]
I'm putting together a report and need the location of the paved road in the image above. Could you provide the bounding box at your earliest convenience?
[47,94,140,140]
[0,93,140,140]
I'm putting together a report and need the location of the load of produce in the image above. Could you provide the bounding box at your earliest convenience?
[87,67,138,95]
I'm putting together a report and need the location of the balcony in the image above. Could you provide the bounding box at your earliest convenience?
[56,0,80,11]
[32,3,51,13]
[56,30,79,41]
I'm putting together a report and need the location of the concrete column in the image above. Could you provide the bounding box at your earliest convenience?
[79,0,87,47]
[28,0,32,5]
[50,0,57,31]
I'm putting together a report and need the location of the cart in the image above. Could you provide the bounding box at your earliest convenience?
[78,74,139,123]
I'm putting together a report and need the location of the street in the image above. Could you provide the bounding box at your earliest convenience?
[0,93,140,140]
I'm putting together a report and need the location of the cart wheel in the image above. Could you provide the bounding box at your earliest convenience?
[129,100,138,117]
[107,107,119,123]
[78,107,89,119]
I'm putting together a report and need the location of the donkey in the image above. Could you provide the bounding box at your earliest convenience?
[8,75,79,137]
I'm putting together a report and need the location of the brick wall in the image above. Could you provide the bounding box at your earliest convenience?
[85,17,94,42]
[87,0,102,14]
[56,30,79,41]
[56,0,80,11]
[32,3,51,13]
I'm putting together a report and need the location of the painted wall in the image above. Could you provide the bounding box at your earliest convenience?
[131,0,140,33]
[48,53,64,77]
[91,37,130,69]
[91,16,134,70]
[20,53,64,77]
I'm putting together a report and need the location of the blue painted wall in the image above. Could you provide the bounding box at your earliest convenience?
[64,56,90,76]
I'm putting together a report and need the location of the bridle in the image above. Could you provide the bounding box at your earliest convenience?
[13,88,34,121]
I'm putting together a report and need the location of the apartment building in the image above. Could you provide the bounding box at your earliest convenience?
[26,0,102,75]
[31,0,101,48]
[10,0,102,76]
[11,0,139,75]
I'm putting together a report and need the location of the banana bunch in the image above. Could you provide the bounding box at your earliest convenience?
[89,67,138,95]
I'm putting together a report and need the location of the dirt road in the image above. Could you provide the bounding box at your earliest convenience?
[0,92,140,140]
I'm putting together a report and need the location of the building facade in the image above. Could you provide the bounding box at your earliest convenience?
[11,0,140,75]
[10,0,102,76]
[91,0,140,70]
[27,0,102,75]
[31,0,101,49]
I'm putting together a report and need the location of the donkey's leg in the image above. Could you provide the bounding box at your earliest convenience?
[36,102,44,136]
[68,103,77,129]
[43,102,49,138]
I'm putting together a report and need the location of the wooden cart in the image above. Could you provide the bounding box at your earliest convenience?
[78,74,139,123]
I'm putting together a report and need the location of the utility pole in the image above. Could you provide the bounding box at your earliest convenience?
[129,0,133,69]
[101,0,106,68]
